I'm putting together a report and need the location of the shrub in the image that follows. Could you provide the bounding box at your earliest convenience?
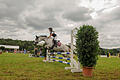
[76,25,99,67]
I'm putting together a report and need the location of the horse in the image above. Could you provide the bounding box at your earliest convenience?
[34,35,70,52]
[34,35,71,60]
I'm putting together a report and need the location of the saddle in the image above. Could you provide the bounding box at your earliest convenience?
[57,41,61,46]
[50,40,62,50]
[53,40,61,48]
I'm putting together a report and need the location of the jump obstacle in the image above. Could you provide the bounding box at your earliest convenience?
[45,28,82,73]
[100,53,110,58]
[100,53,120,58]
[46,51,82,73]
[46,52,71,65]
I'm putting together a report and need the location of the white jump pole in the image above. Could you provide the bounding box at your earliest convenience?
[65,28,82,73]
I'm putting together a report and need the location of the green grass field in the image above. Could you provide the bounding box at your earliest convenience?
[0,53,120,80]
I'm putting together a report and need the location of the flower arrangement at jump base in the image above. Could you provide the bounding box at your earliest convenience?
[76,25,99,77]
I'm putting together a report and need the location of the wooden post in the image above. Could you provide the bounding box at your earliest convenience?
[118,53,120,58]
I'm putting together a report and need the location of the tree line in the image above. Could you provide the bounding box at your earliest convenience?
[0,38,34,51]
[0,38,120,55]
[99,48,120,55]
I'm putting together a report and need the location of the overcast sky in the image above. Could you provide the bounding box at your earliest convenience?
[0,0,120,49]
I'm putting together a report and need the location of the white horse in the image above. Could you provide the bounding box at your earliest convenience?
[35,35,70,52]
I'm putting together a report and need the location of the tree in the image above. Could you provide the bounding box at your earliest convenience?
[76,25,99,67]
[0,46,5,51]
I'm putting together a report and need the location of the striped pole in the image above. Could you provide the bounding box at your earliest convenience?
[50,56,70,60]
[48,52,70,55]
[50,59,70,65]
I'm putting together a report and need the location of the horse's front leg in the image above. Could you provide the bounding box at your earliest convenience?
[45,45,49,49]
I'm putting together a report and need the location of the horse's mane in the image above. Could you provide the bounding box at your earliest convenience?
[39,35,47,37]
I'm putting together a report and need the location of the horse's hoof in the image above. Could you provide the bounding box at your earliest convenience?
[43,60,47,62]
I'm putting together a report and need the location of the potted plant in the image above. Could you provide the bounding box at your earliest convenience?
[76,25,99,77]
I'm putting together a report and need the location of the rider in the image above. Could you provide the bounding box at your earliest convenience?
[48,27,57,49]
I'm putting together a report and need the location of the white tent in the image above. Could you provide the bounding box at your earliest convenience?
[0,45,19,49]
